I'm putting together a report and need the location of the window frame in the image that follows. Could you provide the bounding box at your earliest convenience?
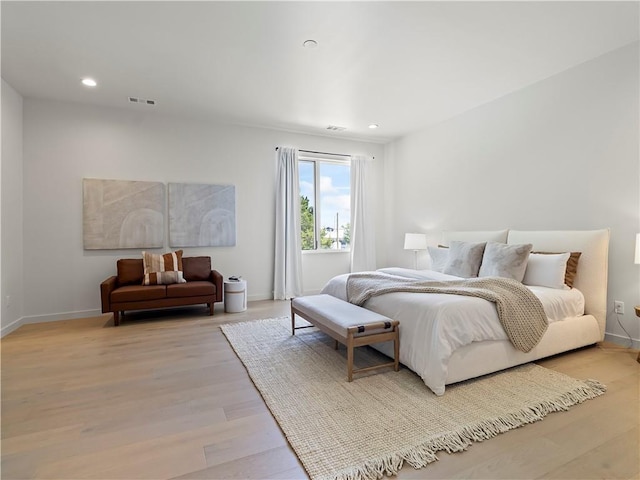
[298,152,351,253]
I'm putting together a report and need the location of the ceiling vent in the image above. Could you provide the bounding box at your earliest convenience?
[128,97,156,106]
[326,125,346,131]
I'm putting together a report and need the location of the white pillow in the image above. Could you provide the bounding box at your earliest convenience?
[522,252,570,289]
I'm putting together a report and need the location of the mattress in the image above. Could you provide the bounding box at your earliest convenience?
[320,268,587,395]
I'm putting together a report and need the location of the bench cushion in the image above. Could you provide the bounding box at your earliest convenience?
[292,294,392,338]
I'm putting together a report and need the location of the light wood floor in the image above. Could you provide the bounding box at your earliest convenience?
[1,301,638,480]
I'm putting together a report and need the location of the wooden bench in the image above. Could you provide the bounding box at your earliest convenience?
[291,294,400,381]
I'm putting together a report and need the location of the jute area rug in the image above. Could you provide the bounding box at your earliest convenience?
[220,317,605,480]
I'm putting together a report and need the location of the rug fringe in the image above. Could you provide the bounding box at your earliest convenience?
[325,379,606,480]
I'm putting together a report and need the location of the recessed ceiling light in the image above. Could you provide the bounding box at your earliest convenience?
[303,39,318,49]
[368,124,379,129]
[82,78,97,87]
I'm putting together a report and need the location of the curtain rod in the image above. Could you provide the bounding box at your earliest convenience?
[275,147,349,157]
[275,147,374,159]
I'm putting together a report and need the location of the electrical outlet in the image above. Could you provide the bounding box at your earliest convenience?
[614,301,624,315]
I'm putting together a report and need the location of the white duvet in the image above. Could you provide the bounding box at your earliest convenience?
[320,268,585,395]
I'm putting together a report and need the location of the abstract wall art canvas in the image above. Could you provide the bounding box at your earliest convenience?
[83,178,165,250]
[169,183,236,247]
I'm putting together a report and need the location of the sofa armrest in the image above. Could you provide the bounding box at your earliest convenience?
[211,270,223,302]
[100,276,118,313]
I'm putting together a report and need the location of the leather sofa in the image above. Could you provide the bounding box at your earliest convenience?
[100,256,223,326]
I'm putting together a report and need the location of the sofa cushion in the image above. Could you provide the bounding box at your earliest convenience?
[142,271,186,286]
[166,281,216,298]
[111,284,166,303]
[183,256,212,281]
[117,259,144,286]
[142,250,183,274]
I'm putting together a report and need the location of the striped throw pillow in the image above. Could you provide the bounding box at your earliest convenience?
[142,270,186,286]
[141,250,186,285]
[142,250,184,275]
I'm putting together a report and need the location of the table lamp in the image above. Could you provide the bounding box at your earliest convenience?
[404,233,427,269]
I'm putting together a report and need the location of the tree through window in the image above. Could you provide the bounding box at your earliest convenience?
[299,154,350,251]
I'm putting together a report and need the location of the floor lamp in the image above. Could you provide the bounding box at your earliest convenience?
[404,233,428,270]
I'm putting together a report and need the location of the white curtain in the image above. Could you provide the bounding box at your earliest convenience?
[273,147,303,299]
[350,155,376,272]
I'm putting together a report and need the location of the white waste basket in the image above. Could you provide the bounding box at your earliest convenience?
[224,280,247,313]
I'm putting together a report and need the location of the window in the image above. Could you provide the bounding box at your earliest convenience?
[299,153,350,251]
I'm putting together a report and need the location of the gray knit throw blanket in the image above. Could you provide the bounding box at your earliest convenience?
[346,273,548,353]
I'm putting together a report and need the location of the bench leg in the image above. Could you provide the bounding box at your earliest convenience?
[334,339,339,350]
[290,302,295,335]
[394,328,400,372]
[347,333,354,382]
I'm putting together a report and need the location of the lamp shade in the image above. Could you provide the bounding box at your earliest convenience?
[635,233,640,264]
[404,233,427,251]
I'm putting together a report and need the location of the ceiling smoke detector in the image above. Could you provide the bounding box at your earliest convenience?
[326,125,346,131]
[128,97,156,106]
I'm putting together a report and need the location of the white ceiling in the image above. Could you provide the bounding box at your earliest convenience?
[2,1,638,143]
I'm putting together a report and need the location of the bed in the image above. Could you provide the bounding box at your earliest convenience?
[321,229,610,395]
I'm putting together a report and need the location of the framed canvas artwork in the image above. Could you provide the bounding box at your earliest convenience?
[83,178,165,249]
[169,183,236,247]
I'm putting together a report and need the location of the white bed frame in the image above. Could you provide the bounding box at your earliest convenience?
[441,229,609,385]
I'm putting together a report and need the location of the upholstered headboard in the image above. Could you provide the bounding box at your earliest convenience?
[441,230,509,245]
[439,229,610,339]
[507,230,610,339]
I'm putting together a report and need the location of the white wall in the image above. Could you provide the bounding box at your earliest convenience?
[1,79,24,336]
[20,99,383,324]
[383,42,640,346]
[8,42,639,346]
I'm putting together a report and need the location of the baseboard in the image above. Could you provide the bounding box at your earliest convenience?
[9,308,637,352]
[21,309,103,326]
[2,309,114,337]
[249,291,323,301]
[3,299,302,336]
[1,316,25,338]
[604,332,640,350]
[247,293,273,302]
[0,310,102,338]
[4,300,285,335]
[302,288,323,296]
